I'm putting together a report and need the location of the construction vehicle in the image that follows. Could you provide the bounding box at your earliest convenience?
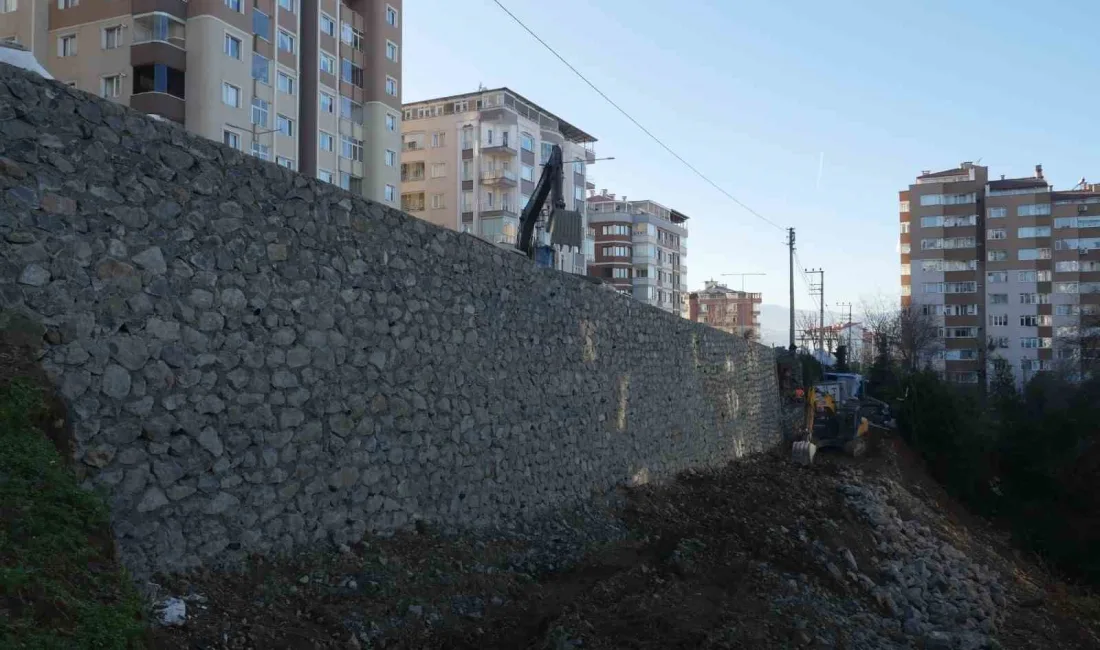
[513,144,584,267]
[791,373,891,465]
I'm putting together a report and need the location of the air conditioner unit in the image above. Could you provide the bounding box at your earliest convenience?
[1079,205,1088,213]
[1080,249,1090,256]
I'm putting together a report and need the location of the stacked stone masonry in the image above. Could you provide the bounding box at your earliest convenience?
[0,63,783,577]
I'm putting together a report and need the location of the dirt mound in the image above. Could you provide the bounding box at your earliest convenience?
[152,432,1100,649]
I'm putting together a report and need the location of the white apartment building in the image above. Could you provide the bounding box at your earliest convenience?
[400,87,596,274]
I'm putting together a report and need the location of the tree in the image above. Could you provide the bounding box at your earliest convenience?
[797,311,821,350]
[860,298,941,371]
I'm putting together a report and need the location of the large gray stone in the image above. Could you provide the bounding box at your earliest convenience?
[101,364,132,399]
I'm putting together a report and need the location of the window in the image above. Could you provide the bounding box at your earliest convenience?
[103,25,122,50]
[989,314,1008,327]
[943,349,978,361]
[1,0,17,13]
[386,76,398,97]
[319,131,334,152]
[386,4,398,26]
[1021,338,1042,349]
[277,30,295,54]
[100,75,121,99]
[602,246,631,257]
[947,372,980,384]
[278,0,295,12]
[339,98,363,124]
[318,169,333,184]
[225,33,241,59]
[990,294,1008,304]
[1018,226,1051,238]
[541,142,554,164]
[341,23,363,50]
[462,126,474,150]
[1018,248,1051,261]
[1018,203,1051,217]
[132,63,185,98]
[521,165,534,182]
[340,135,363,162]
[222,82,241,108]
[253,10,271,40]
[900,263,911,276]
[987,272,1008,284]
[386,40,398,62]
[320,92,334,114]
[521,133,535,152]
[1056,305,1079,316]
[603,225,630,236]
[251,98,269,127]
[1020,315,1039,327]
[920,192,976,206]
[461,191,474,211]
[430,131,446,148]
[988,249,1007,262]
[431,193,445,210]
[1020,293,1038,304]
[58,0,78,7]
[277,71,296,94]
[251,53,271,83]
[320,53,335,75]
[900,243,911,254]
[900,284,912,297]
[225,0,242,11]
[900,222,910,234]
[430,163,445,178]
[990,336,1009,349]
[341,59,364,87]
[320,14,336,37]
[276,156,295,170]
[251,142,270,161]
[276,114,294,137]
[1019,271,1037,283]
[58,34,77,57]
[944,327,978,339]
[920,216,942,228]
[987,229,1006,240]
[988,207,1006,219]
[899,200,910,212]
[385,150,397,167]
[946,282,977,293]
[339,173,362,194]
[385,185,397,202]
[1055,282,1079,294]
[223,130,241,150]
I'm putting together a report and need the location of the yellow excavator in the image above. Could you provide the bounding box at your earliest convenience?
[791,375,876,465]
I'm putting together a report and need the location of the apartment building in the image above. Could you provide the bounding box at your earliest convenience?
[400,88,596,274]
[901,162,1100,385]
[586,190,688,314]
[687,281,761,338]
[2,0,401,206]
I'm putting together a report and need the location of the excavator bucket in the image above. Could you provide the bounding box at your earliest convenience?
[792,440,817,466]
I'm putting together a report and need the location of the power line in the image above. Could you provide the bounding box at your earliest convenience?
[490,0,787,233]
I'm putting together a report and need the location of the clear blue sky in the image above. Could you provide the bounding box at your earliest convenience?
[404,0,1098,314]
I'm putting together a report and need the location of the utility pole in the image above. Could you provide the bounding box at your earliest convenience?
[787,228,796,353]
[836,301,854,361]
[805,268,824,352]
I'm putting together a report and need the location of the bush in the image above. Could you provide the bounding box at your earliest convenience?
[0,380,148,649]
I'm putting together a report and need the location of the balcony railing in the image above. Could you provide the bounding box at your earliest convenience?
[480,169,517,185]
[479,200,517,216]
[401,171,425,182]
[402,141,423,152]
[481,139,517,154]
[402,203,425,212]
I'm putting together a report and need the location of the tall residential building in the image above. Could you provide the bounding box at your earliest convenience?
[901,162,1100,385]
[400,88,597,275]
[0,0,401,206]
[586,190,688,315]
[687,281,761,338]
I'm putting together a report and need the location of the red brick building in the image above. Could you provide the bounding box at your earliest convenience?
[687,281,762,338]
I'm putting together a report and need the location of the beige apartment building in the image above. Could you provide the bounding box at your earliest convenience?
[400,88,596,274]
[586,190,688,314]
[1,0,400,206]
[901,162,1100,385]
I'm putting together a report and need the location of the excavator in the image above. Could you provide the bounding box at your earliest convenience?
[514,145,584,264]
[791,373,890,465]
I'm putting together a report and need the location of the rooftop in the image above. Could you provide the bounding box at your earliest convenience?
[988,177,1049,191]
[403,87,597,144]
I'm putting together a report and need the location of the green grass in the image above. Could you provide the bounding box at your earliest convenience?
[0,380,148,649]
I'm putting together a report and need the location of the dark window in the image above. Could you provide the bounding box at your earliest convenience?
[341,59,363,88]
[132,64,185,99]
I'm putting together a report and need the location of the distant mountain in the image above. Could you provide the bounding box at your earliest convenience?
[757,304,841,348]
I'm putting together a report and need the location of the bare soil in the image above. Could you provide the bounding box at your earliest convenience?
[150,430,1100,650]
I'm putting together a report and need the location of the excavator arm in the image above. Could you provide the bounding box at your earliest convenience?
[515,145,565,259]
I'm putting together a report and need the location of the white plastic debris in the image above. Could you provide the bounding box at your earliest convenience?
[0,43,53,80]
[157,597,187,626]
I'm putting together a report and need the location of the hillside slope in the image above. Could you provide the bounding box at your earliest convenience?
[153,430,1100,649]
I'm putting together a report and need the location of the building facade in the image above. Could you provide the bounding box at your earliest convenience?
[901,163,1100,385]
[687,281,760,337]
[0,0,401,206]
[586,190,688,314]
[400,88,596,274]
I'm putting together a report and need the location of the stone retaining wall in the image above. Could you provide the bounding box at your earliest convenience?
[0,63,783,576]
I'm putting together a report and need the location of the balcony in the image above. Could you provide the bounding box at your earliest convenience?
[480,200,517,217]
[400,163,425,183]
[480,169,517,186]
[401,201,425,213]
[481,138,517,155]
[402,141,424,152]
[401,171,424,183]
